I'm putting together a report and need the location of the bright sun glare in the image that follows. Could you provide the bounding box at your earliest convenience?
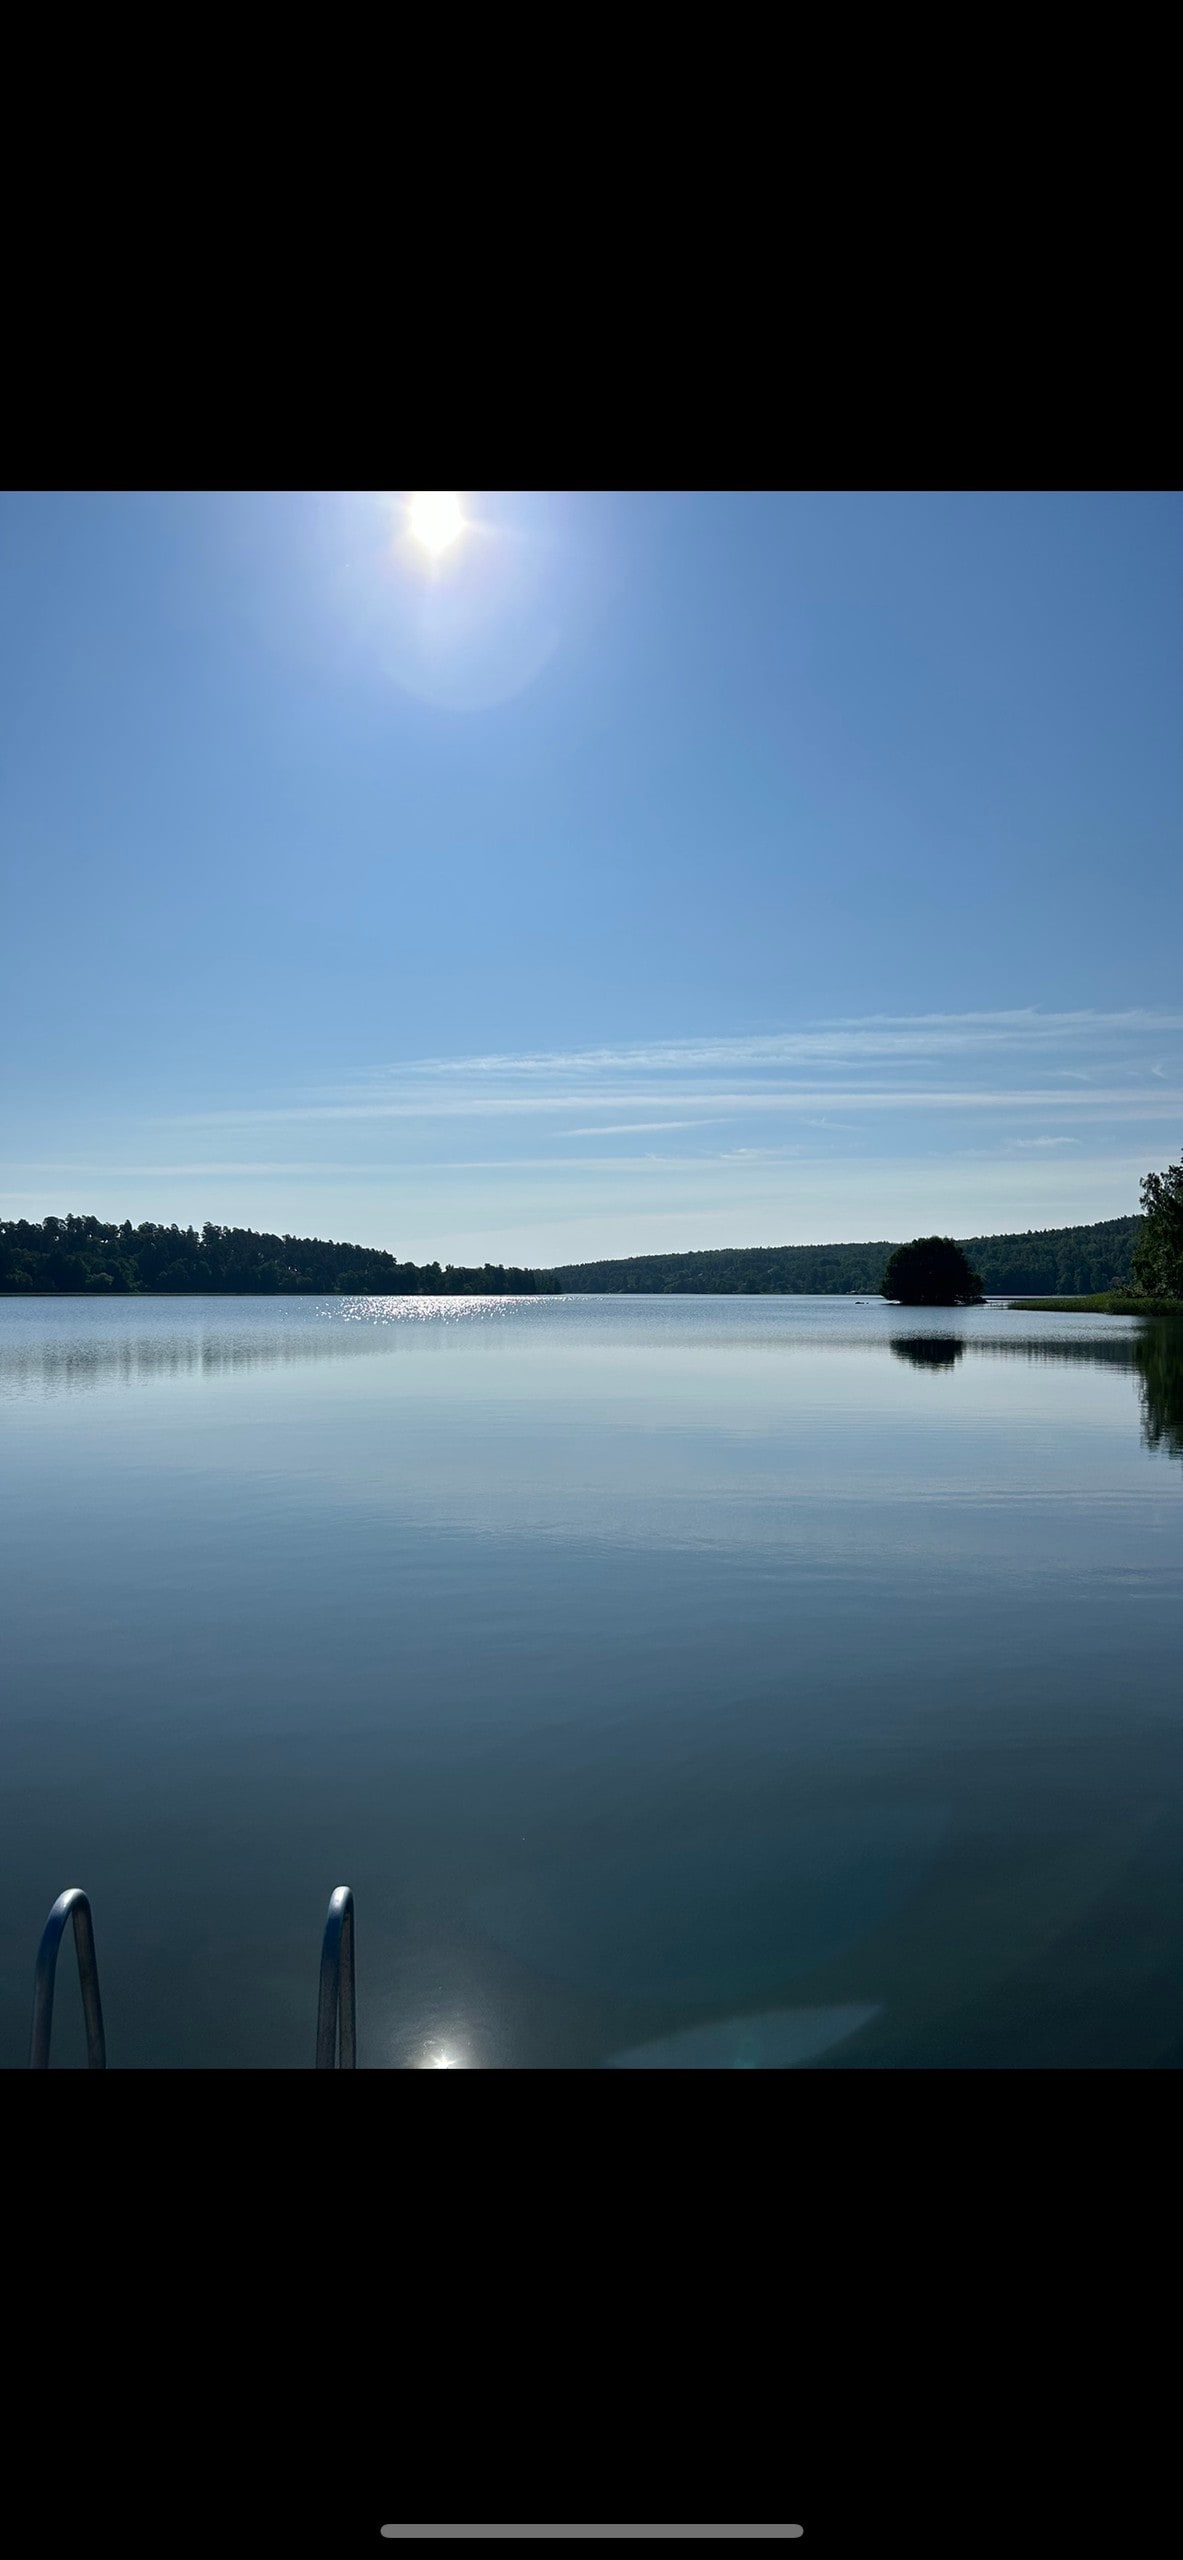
[408,492,465,555]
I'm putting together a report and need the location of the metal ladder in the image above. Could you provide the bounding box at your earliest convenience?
[28,1884,357,2068]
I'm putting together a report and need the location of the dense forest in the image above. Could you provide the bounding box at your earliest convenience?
[0,1211,1145,1298]
[548,1218,1144,1297]
[0,1217,561,1296]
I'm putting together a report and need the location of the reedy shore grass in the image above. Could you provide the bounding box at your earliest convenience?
[1006,1293,1183,1316]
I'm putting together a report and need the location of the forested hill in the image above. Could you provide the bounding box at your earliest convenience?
[0,1212,1144,1297]
[547,1218,1144,1297]
[0,1218,561,1296]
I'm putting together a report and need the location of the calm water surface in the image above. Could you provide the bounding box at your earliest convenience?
[2,1294,1180,2067]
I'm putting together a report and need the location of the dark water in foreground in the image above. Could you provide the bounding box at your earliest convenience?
[1,1294,1180,2068]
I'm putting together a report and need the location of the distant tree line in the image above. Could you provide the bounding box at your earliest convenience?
[0,1217,562,1296]
[0,1208,1155,1299]
[548,1218,1143,1297]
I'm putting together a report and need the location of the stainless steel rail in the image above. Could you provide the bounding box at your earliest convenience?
[30,1888,107,2069]
[315,1885,357,2068]
[29,1882,357,2067]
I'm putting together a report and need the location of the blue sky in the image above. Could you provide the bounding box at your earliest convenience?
[2,489,1179,1263]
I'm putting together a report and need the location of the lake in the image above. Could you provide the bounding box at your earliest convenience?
[1,1293,1180,2068]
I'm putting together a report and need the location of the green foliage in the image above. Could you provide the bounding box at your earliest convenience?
[0,1217,563,1297]
[549,1218,1141,1297]
[1009,1293,1183,1316]
[550,1242,896,1294]
[0,1210,1154,1299]
[882,1237,984,1306]
[1131,1147,1183,1300]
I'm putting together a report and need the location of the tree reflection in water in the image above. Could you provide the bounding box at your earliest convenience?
[1134,1321,1183,1461]
[3,1310,1181,1463]
[891,1336,965,1369]
[889,1320,1183,1465]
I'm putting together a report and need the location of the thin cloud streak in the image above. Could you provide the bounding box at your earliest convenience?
[323,1008,1183,1088]
[161,1087,1183,1128]
[17,1010,1175,1254]
[560,1117,734,1137]
[0,1161,407,1179]
[155,1011,1183,1135]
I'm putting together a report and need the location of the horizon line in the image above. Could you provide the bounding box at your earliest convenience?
[0,1203,1144,1272]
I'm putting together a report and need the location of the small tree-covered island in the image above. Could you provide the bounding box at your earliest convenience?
[881,1237,984,1306]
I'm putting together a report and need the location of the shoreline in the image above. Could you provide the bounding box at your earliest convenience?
[1006,1293,1183,1317]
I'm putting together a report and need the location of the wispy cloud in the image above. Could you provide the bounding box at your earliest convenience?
[17,1011,1174,1256]
[162,1087,1183,1130]
[561,1117,733,1137]
[0,1161,406,1179]
[332,1009,1183,1086]
[156,1012,1183,1137]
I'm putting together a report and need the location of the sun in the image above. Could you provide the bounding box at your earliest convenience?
[407,491,465,555]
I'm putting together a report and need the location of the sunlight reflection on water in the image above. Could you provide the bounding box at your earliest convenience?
[1,1295,1180,2066]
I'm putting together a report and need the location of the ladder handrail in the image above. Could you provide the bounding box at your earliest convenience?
[315,1886,356,2068]
[30,1883,355,2068]
[30,1888,107,2069]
